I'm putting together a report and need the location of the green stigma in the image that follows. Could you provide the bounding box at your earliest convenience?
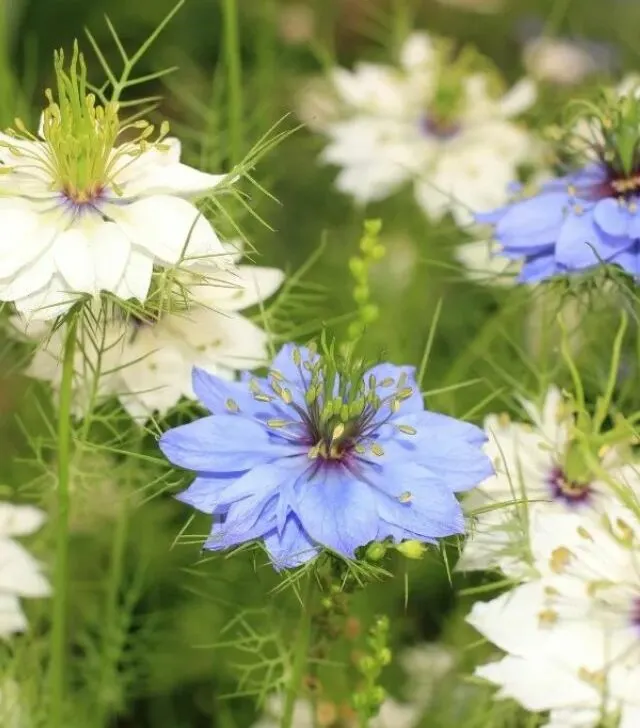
[2,42,169,203]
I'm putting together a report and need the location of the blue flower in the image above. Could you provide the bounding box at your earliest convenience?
[477,163,640,283]
[159,343,493,569]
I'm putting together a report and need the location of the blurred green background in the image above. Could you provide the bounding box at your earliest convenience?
[0,0,639,726]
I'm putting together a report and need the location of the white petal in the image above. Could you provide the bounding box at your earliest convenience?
[112,196,226,266]
[190,265,284,311]
[0,203,48,277]
[499,79,538,118]
[112,143,227,199]
[111,247,154,301]
[92,223,132,293]
[0,594,27,638]
[400,32,435,69]
[475,655,596,713]
[0,538,50,597]
[0,248,57,302]
[53,228,97,293]
[177,309,270,372]
[0,504,45,537]
[12,275,78,321]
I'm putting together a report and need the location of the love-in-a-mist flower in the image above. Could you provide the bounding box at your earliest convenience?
[477,78,640,282]
[467,505,640,728]
[457,386,640,580]
[159,343,493,569]
[0,46,230,320]
[0,504,50,637]
[316,32,540,225]
[14,244,284,421]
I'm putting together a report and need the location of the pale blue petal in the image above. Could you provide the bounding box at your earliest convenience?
[365,363,423,414]
[176,473,238,513]
[192,367,258,415]
[612,243,640,278]
[295,467,378,558]
[555,211,613,269]
[593,198,631,237]
[496,193,568,249]
[519,252,558,282]
[264,515,319,569]
[204,496,276,550]
[159,415,300,472]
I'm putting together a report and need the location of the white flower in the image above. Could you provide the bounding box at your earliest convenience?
[251,694,419,728]
[316,32,540,226]
[0,53,230,320]
[523,37,603,86]
[457,386,640,579]
[400,643,455,707]
[14,245,284,421]
[454,239,520,286]
[467,504,640,727]
[0,504,50,638]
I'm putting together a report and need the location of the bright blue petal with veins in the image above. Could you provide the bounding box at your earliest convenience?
[192,367,259,415]
[295,467,379,558]
[159,415,301,472]
[205,495,276,550]
[365,362,423,415]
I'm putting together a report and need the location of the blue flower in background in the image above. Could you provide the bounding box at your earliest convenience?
[159,343,492,569]
[477,164,640,283]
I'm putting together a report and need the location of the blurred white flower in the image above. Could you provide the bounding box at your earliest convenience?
[467,505,640,727]
[316,32,540,226]
[14,245,284,421]
[400,643,455,707]
[454,239,520,286]
[523,37,602,86]
[0,53,231,320]
[0,504,50,638]
[251,694,419,728]
[457,386,640,579]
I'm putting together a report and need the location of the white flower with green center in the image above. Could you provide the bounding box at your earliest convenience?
[316,32,541,226]
[0,47,230,320]
[13,244,284,421]
[467,505,640,728]
[457,387,640,580]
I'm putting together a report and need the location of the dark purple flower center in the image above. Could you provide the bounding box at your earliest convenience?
[420,114,461,140]
[632,598,640,630]
[591,170,640,201]
[548,465,591,505]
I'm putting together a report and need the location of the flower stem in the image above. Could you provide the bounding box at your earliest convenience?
[280,573,315,728]
[222,0,243,164]
[49,315,78,727]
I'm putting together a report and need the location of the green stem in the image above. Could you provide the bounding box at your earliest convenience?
[222,0,243,164]
[280,574,315,728]
[49,315,78,727]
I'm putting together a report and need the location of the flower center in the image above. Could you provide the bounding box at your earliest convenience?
[1,43,169,205]
[548,466,591,504]
[632,597,640,630]
[421,114,461,140]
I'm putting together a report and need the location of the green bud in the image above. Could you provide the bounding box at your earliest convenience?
[371,244,386,260]
[395,540,427,560]
[361,304,379,324]
[364,219,382,236]
[349,256,366,277]
[379,648,392,666]
[353,285,369,305]
[366,542,387,561]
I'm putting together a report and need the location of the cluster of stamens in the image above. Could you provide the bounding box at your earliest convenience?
[548,465,591,505]
[0,43,169,208]
[224,346,417,470]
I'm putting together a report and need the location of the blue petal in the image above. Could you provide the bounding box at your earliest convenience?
[204,495,276,550]
[365,362,423,414]
[214,457,308,507]
[192,367,257,414]
[475,207,508,226]
[176,473,238,513]
[159,415,301,473]
[495,193,569,250]
[270,343,318,388]
[371,462,465,539]
[264,514,319,569]
[593,198,631,237]
[555,210,614,269]
[294,466,379,558]
[518,252,558,282]
[406,411,486,445]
